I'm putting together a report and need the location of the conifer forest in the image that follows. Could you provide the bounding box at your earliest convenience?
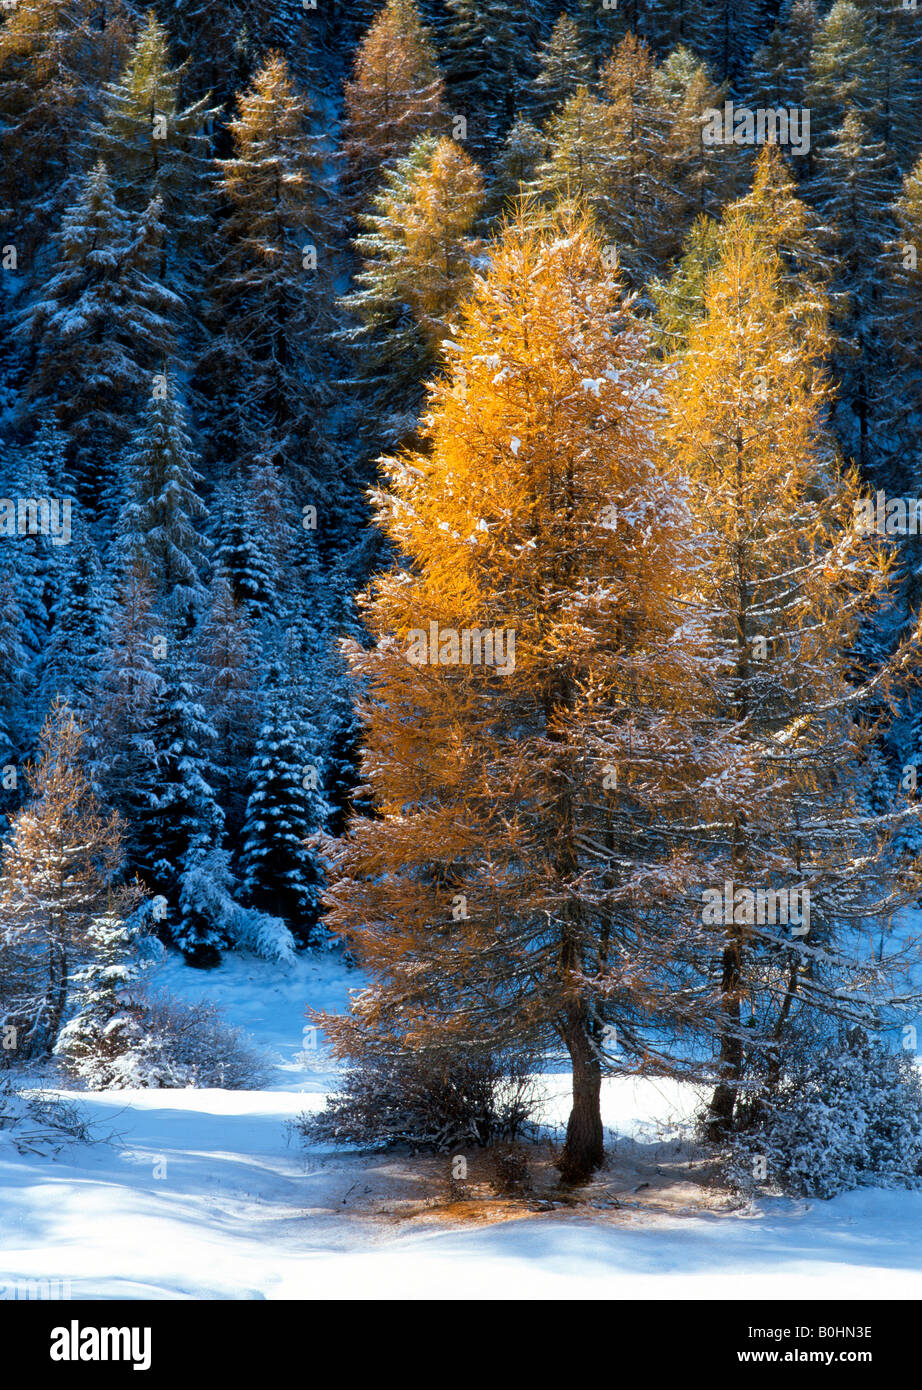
[4,0,922,1326]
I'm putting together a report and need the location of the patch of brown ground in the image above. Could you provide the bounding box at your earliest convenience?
[302,1133,737,1236]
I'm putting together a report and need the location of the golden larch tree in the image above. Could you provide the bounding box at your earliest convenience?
[664,219,922,1136]
[342,0,445,207]
[0,703,125,1059]
[318,203,727,1183]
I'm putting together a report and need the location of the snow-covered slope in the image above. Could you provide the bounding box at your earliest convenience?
[2,949,922,1300]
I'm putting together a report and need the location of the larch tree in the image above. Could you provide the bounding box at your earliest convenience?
[535,35,711,284]
[341,133,484,445]
[95,10,219,273]
[0,702,124,1059]
[652,44,738,258]
[318,203,725,1184]
[652,144,831,357]
[806,0,878,158]
[0,0,134,257]
[368,134,483,355]
[597,32,673,281]
[532,87,621,245]
[342,0,445,208]
[663,221,922,1136]
[204,52,329,481]
[529,14,594,120]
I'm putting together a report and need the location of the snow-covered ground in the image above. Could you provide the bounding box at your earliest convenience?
[2,949,922,1299]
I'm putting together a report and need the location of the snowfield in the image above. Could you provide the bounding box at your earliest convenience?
[2,950,922,1300]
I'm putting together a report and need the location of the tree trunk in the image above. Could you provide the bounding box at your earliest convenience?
[43,939,68,1057]
[559,1009,605,1184]
[706,935,743,1141]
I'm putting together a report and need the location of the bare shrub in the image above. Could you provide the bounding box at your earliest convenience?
[0,1076,92,1155]
[300,1043,538,1153]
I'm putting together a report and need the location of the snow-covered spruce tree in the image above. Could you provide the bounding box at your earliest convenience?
[39,535,109,737]
[118,377,209,632]
[485,117,546,221]
[317,203,731,1184]
[56,892,278,1083]
[571,0,623,66]
[726,1029,922,1199]
[882,155,922,482]
[18,162,181,509]
[340,133,483,448]
[0,703,123,1059]
[202,52,330,482]
[851,0,922,163]
[680,0,769,86]
[342,0,445,209]
[662,213,922,1138]
[194,571,261,838]
[149,0,251,105]
[442,0,539,156]
[808,107,898,477]
[240,667,329,944]
[53,892,151,1088]
[133,655,226,967]
[748,0,818,114]
[0,559,29,775]
[0,423,67,740]
[93,564,165,872]
[210,477,280,625]
[151,0,316,104]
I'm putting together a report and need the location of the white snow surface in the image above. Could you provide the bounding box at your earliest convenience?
[1,949,921,1300]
